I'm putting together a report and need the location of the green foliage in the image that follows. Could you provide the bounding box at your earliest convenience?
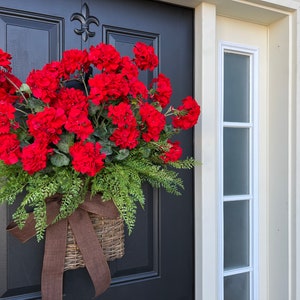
[90,149,189,234]
[91,163,144,234]
[168,157,199,169]
[0,162,85,241]
[0,162,29,205]
[0,140,198,240]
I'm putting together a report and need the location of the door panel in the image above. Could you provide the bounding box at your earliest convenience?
[0,1,194,299]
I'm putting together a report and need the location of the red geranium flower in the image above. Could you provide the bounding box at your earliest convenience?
[26,68,59,104]
[69,141,106,176]
[0,101,16,134]
[0,71,22,99]
[108,102,137,127]
[133,42,158,71]
[119,56,139,80]
[139,102,166,142]
[0,133,21,164]
[54,87,88,114]
[61,49,90,77]
[27,107,67,144]
[89,43,121,72]
[21,141,52,174]
[65,107,94,141]
[89,73,129,105]
[172,96,201,130]
[129,79,148,99]
[110,126,139,149]
[151,74,172,108]
[0,49,12,72]
[160,140,182,163]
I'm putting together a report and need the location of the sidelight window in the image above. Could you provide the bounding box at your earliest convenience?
[219,43,258,300]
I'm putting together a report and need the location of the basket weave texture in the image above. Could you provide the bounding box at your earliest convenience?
[64,213,125,271]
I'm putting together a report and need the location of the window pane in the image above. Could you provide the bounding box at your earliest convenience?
[223,128,250,195]
[224,272,250,300]
[224,200,249,269]
[224,52,250,123]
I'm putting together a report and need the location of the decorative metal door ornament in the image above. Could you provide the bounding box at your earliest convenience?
[71,3,100,42]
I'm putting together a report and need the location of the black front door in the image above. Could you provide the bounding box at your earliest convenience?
[0,1,195,299]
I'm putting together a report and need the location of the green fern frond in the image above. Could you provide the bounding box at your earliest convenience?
[168,157,199,169]
[54,169,85,222]
[0,162,29,205]
[122,155,184,195]
[92,163,144,234]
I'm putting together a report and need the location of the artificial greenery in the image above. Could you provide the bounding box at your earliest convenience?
[0,148,194,241]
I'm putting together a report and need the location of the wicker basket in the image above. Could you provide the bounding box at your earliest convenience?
[64,213,125,271]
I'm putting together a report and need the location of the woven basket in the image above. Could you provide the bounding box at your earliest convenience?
[64,213,125,271]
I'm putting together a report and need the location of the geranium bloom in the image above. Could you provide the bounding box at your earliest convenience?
[119,56,139,80]
[26,68,59,104]
[108,102,139,149]
[89,43,121,72]
[139,102,166,142]
[172,96,201,130]
[0,49,12,72]
[21,142,52,174]
[151,74,172,108]
[133,42,159,71]
[108,102,137,128]
[0,72,22,99]
[110,126,139,149]
[65,107,94,141]
[160,140,182,163]
[54,87,88,114]
[27,107,67,144]
[0,133,21,164]
[41,61,62,80]
[129,79,148,99]
[89,73,129,105]
[69,141,106,176]
[0,101,16,133]
[61,49,90,77]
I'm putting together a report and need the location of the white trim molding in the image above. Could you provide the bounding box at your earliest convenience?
[194,1,299,300]
[194,3,218,300]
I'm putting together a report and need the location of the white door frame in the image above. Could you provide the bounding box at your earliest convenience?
[192,1,300,300]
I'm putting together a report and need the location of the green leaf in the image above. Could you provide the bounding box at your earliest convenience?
[88,101,100,116]
[19,83,32,95]
[56,133,74,153]
[50,153,70,167]
[139,147,151,158]
[115,149,129,160]
[27,97,45,112]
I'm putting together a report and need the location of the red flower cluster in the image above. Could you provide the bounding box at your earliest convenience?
[69,141,106,176]
[0,49,12,72]
[172,96,201,130]
[133,42,158,71]
[0,42,200,176]
[160,140,182,163]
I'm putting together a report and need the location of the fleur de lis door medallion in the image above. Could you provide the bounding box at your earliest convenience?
[71,3,100,42]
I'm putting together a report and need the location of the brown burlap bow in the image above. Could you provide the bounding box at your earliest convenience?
[6,193,119,300]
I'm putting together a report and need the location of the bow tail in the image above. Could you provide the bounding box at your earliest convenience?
[41,218,68,300]
[68,209,111,297]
